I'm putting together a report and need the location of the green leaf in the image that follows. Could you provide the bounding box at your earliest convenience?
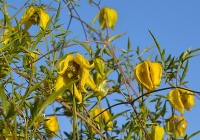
[187,130,200,140]
[0,84,7,116]
[108,33,126,42]
[127,37,131,52]
[54,2,61,24]
[6,103,15,119]
[150,97,160,102]
[161,49,165,62]
[74,40,94,54]
[155,94,168,100]
[103,47,112,56]
[135,45,155,61]
[18,80,44,109]
[148,30,162,56]
[180,60,188,85]
[91,13,98,26]
[166,57,175,70]
[109,109,130,123]
[32,31,46,50]
[28,79,80,128]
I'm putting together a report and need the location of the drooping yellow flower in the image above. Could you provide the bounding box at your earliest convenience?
[98,6,118,30]
[168,88,195,114]
[96,80,110,99]
[89,108,112,133]
[148,126,165,140]
[134,60,162,91]
[1,26,31,48]
[19,6,50,31]
[94,72,109,99]
[45,116,59,138]
[166,115,187,138]
[55,53,99,103]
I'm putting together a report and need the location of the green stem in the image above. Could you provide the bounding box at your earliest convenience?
[72,84,79,140]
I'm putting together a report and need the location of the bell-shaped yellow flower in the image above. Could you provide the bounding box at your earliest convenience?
[134,60,162,91]
[166,115,187,138]
[55,53,99,103]
[19,6,50,31]
[45,116,59,138]
[89,108,112,133]
[98,6,118,30]
[148,126,165,140]
[168,88,195,114]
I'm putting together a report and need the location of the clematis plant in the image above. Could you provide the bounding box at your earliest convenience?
[45,116,59,139]
[166,115,187,138]
[134,60,162,92]
[89,108,112,133]
[98,6,118,30]
[168,88,195,114]
[2,26,31,48]
[19,6,50,31]
[55,53,99,103]
[148,126,165,140]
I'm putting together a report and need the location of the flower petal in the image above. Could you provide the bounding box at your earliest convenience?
[75,53,94,69]
[38,8,50,29]
[166,115,187,138]
[58,54,74,75]
[151,126,165,140]
[148,60,162,89]
[45,116,59,138]
[105,7,118,30]
[70,84,82,104]
[98,8,106,30]
[134,60,154,91]
[20,6,36,30]
[168,89,184,114]
[179,89,195,111]
[178,116,187,138]
[90,108,112,130]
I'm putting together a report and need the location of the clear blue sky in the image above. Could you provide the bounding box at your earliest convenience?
[3,0,200,139]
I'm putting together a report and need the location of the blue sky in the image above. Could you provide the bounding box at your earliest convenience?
[3,0,200,139]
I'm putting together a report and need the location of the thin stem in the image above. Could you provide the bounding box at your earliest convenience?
[131,104,151,140]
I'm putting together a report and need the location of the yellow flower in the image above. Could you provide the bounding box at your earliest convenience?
[166,115,187,138]
[19,6,50,31]
[134,60,162,91]
[168,88,195,114]
[96,79,110,98]
[1,26,31,48]
[89,108,112,133]
[55,53,99,103]
[148,126,165,140]
[45,116,59,138]
[98,6,118,30]
[30,52,38,66]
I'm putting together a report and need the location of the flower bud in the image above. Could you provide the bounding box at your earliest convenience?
[168,88,195,114]
[45,116,59,139]
[98,6,118,30]
[148,126,165,140]
[134,60,162,91]
[166,115,187,138]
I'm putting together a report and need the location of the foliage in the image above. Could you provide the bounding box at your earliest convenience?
[0,0,199,140]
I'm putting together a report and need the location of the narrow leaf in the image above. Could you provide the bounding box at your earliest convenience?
[108,33,126,42]
[0,84,7,116]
